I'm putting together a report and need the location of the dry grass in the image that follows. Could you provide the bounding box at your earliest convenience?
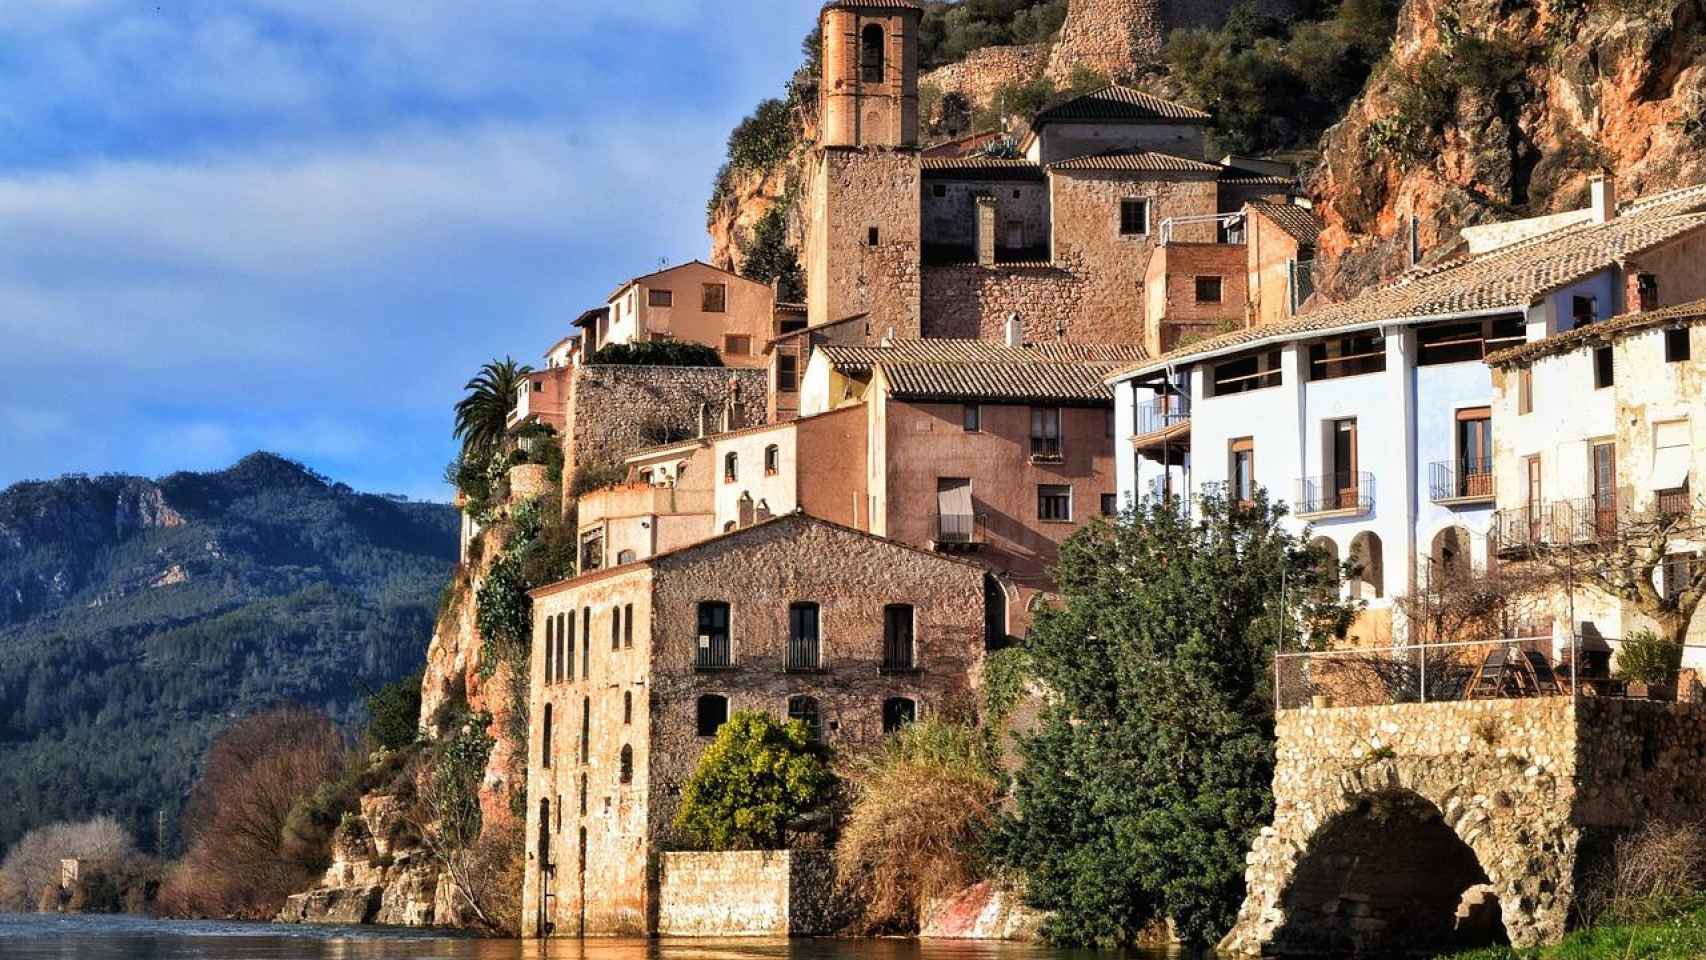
[833,719,1001,934]
[1579,820,1706,926]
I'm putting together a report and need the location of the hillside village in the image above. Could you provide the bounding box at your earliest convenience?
[270,0,1706,954]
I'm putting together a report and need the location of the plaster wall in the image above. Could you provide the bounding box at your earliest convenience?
[1246,212,1306,326]
[610,264,773,370]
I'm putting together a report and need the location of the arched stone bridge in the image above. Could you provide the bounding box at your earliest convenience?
[1220,697,1706,956]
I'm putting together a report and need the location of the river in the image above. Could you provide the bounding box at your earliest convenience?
[0,915,1190,960]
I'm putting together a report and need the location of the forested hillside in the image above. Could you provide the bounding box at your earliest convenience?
[0,453,457,856]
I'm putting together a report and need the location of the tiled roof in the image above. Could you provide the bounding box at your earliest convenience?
[822,339,1147,404]
[824,0,923,9]
[1486,297,1706,366]
[921,156,1045,179]
[1107,182,1706,381]
[1247,201,1322,247]
[1220,174,1296,186]
[603,259,745,304]
[1049,150,1222,173]
[1032,85,1210,125]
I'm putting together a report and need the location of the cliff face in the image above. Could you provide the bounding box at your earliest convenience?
[707,162,794,274]
[1309,0,1706,298]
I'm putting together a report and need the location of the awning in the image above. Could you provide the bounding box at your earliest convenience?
[1651,444,1691,491]
[937,479,973,516]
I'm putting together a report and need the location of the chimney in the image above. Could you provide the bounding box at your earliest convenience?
[1590,171,1618,224]
[1407,214,1420,269]
[1004,312,1023,348]
[974,194,998,267]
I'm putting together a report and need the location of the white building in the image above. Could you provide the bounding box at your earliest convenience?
[1107,177,1706,641]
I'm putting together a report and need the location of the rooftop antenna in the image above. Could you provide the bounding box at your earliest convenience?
[658,256,669,270]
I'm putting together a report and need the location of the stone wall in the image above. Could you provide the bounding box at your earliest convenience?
[922,45,1049,112]
[1043,0,1300,84]
[1221,697,1706,956]
[657,850,843,936]
[806,149,924,336]
[921,260,1089,341]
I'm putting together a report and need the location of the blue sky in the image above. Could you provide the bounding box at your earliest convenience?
[0,1,820,501]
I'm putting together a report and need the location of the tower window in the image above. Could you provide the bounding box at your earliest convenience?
[619,745,633,785]
[868,226,880,247]
[1665,326,1691,362]
[861,24,885,83]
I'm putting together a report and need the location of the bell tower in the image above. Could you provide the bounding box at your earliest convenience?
[806,0,924,336]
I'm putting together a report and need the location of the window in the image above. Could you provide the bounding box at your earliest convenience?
[1455,408,1493,499]
[882,697,916,733]
[724,452,738,483]
[1653,420,1690,513]
[1194,276,1223,304]
[581,608,591,677]
[1517,366,1533,415]
[618,745,633,784]
[932,183,947,198]
[1211,350,1283,395]
[580,697,590,764]
[623,603,633,649]
[647,289,673,308]
[696,601,731,669]
[764,445,780,476]
[860,23,884,83]
[936,477,974,543]
[1572,295,1598,327]
[1101,493,1119,516]
[787,602,821,672]
[1662,553,1699,603]
[566,611,576,681]
[1230,437,1256,505]
[580,529,604,573]
[1666,327,1691,363]
[1636,273,1659,311]
[1119,198,1149,236]
[695,694,728,737]
[1594,345,1614,389]
[611,606,621,650]
[724,334,751,356]
[777,354,799,391]
[545,616,554,686]
[788,696,822,740]
[579,775,588,815]
[1418,315,1526,366]
[1030,407,1061,459]
[1038,484,1072,522]
[541,703,553,768]
[883,604,914,672]
[1307,333,1386,380]
[867,226,880,246]
[963,404,981,432]
[616,549,636,564]
[623,690,633,725]
[702,283,727,313]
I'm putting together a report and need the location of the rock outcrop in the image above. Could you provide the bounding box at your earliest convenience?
[920,882,1047,941]
[1307,0,1706,299]
[277,794,448,927]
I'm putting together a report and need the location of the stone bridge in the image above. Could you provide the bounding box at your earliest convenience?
[1220,697,1706,956]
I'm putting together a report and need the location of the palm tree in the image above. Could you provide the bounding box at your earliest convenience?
[453,357,533,459]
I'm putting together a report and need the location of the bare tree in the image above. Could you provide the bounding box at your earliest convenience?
[0,817,137,911]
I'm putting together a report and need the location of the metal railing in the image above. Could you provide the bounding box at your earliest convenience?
[1428,458,1494,503]
[785,635,823,673]
[1275,636,1566,710]
[695,635,732,671]
[1296,472,1374,516]
[1134,394,1192,435]
[1158,212,1245,246]
[1492,492,1626,553]
[1030,436,1062,460]
[881,639,916,674]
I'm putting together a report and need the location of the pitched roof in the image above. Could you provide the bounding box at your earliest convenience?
[603,259,750,304]
[821,339,1147,404]
[823,0,923,9]
[1486,297,1706,366]
[1107,182,1706,380]
[921,156,1045,179]
[1049,150,1221,173]
[573,306,608,328]
[1032,85,1210,125]
[1247,201,1322,247]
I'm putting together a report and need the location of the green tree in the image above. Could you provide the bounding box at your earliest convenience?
[452,358,532,460]
[674,711,835,850]
[366,668,424,751]
[588,341,724,368]
[739,208,805,303]
[994,493,1354,946]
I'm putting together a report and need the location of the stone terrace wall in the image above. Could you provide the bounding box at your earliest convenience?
[1046,0,1165,83]
[657,850,842,936]
[922,45,1049,111]
[1572,698,1706,828]
[565,363,767,471]
[921,260,1090,342]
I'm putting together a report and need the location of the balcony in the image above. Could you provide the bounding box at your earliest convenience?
[785,636,825,674]
[1029,436,1062,462]
[1295,472,1374,518]
[1492,493,1626,555]
[1429,458,1494,505]
[880,642,917,676]
[933,512,985,551]
[694,635,732,672]
[1157,211,1246,246]
[1134,394,1192,435]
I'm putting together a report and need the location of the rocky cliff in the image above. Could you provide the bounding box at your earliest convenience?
[1307,0,1706,298]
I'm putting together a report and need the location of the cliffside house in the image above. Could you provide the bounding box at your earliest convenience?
[520,512,986,937]
[1106,176,1706,646]
[575,261,775,369]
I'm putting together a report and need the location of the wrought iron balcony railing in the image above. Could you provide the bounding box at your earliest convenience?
[1429,458,1494,503]
[695,634,732,671]
[1296,472,1375,516]
[1030,436,1062,460]
[1492,492,1628,553]
[1134,394,1192,435]
[785,636,825,673]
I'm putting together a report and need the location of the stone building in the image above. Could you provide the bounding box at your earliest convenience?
[1485,296,1706,669]
[519,512,987,937]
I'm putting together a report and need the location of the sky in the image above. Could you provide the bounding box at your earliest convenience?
[0,0,821,502]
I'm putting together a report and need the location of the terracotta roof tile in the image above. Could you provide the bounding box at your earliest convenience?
[822,339,1147,404]
[1107,182,1706,380]
[1032,85,1210,124]
[1486,297,1706,366]
[1049,150,1222,173]
[1247,201,1322,247]
[824,0,923,8]
[921,156,1045,178]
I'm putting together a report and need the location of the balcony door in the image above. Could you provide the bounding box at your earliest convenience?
[1592,442,1617,540]
[1331,419,1358,510]
[1456,408,1492,498]
[1526,457,1543,542]
[788,602,820,672]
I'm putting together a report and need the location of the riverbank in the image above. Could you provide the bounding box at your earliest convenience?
[1436,904,1706,959]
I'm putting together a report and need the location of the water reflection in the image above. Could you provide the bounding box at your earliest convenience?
[0,915,1190,960]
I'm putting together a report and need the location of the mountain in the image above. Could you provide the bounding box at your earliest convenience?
[0,453,458,856]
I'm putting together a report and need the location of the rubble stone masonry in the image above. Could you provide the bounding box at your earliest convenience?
[656,850,843,936]
[921,45,1050,111]
[806,149,923,336]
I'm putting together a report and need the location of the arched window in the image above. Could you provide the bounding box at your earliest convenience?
[788,695,821,740]
[1310,536,1341,585]
[544,616,555,685]
[580,696,591,763]
[861,24,885,83]
[696,694,729,737]
[724,452,738,483]
[764,444,780,476]
[619,744,634,784]
[1431,526,1471,583]
[617,549,636,564]
[541,703,553,768]
[623,690,633,725]
[1349,532,1385,600]
[882,697,915,733]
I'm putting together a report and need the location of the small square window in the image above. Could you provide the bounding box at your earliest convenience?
[724,334,752,356]
[1100,493,1118,516]
[702,283,727,313]
[962,404,981,432]
[1665,327,1691,363]
[1011,189,1020,199]
[1572,295,1598,327]
[647,289,673,308]
[1119,198,1149,236]
[867,226,880,246]
[932,184,946,198]
[1038,484,1072,522]
[1593,345,1613,389]
[1195,276,1223,304]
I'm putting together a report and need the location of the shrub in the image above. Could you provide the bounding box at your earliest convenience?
[1579,821,1706,925]
[836,719,1002,932]
[919,0,1068,69]
[740,207,805,303]
[367,669,425,751]
[475,553,531,681]
[727,98,795,173]
[0,817,139,912]
[569,461,628,499]
[674,711,835,850]
[1616,629,1684,686]
[588,341,724,368]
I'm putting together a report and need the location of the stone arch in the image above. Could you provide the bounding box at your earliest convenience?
[1273,789,1507,954]
[1430,525,1473,584]
[1348,531,1385,599]
[1310,535,1341,583]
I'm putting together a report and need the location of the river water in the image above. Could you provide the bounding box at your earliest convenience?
[0,915,1188,960]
